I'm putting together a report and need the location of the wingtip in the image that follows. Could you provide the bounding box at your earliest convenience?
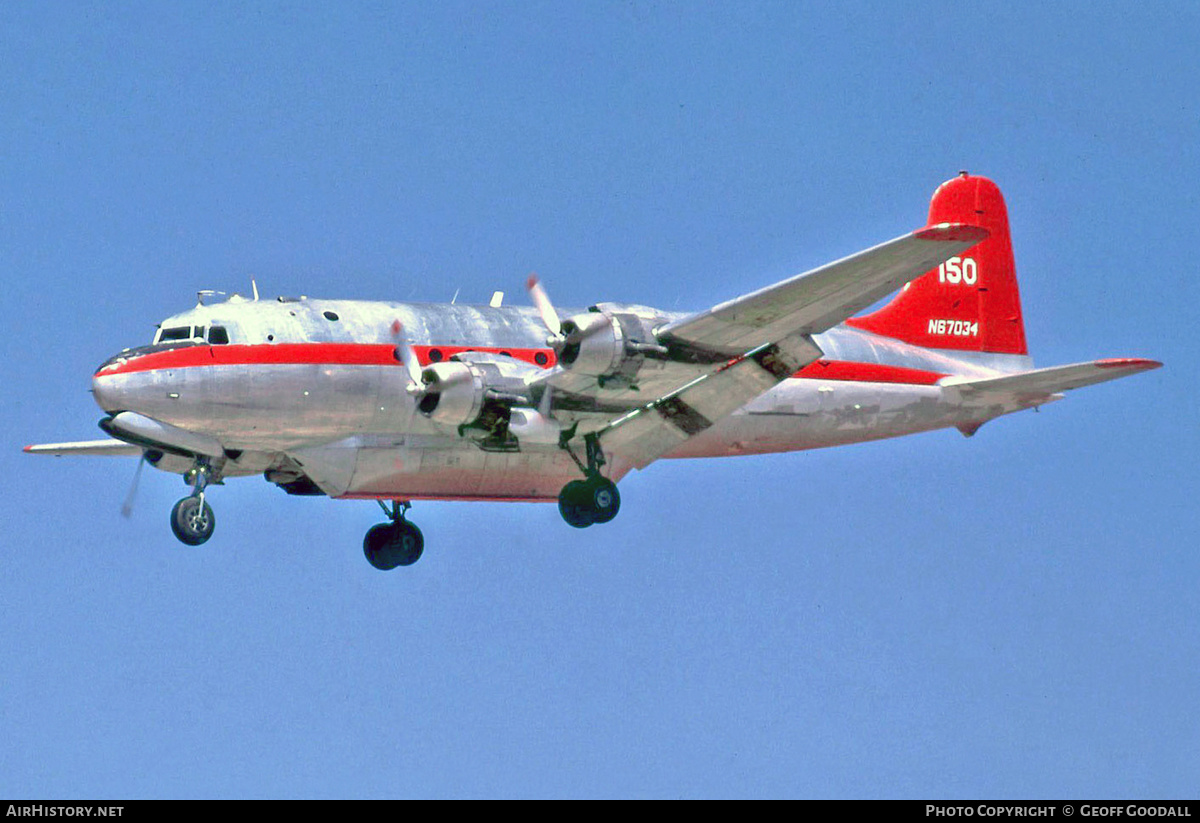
[1095,358,1163,371]
[915,223,989,243]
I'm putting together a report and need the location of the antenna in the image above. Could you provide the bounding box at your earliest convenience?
[451,288,460,305]
[251,279,260,301]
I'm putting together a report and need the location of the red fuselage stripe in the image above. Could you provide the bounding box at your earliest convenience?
[96,343,557,376]
[97,343,947,385]
[795,360,945,385]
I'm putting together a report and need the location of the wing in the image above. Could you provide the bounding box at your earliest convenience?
[24,439,143,457]
[595,333,822,469]
[545,223,988,468]
[942,358,1162,405]
[657,223,988,355]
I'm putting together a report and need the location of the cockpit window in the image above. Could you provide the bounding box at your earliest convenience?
[153,325,211,345]
[208,326,230,345]
[158,327,193,342]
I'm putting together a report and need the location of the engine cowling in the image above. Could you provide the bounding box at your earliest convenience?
[558,309,663,383]
[558,312,625,375]
[416,361,487,428]
[415,354,540,432]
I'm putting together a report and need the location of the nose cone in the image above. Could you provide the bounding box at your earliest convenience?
[93,348,145,414]
[93,368,125,414]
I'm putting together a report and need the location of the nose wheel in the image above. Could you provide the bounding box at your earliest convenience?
[170,462,217,545]
[170,495,215,545]
[364,500,425,570]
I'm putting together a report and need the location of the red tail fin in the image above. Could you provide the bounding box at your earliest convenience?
[847,173,1028,355]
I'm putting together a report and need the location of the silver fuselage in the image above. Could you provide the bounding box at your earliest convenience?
[91,297,1034,501]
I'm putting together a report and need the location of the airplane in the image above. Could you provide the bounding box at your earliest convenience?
[24,173,1161,570]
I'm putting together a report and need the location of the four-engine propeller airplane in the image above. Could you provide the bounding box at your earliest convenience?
[25,174,1160,570]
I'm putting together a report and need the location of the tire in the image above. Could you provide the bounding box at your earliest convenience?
[170,496,215,546]
[363,521,425,570]
[363,523,400,570]
[558,480,595,529]
[587,477,621,524]
[391,521,424,566]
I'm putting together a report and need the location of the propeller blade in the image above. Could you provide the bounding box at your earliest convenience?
[120,453,147,519]
[391,319,424,387]
[526,274,562,337]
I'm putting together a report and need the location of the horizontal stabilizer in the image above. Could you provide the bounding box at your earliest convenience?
[942,358,1162,404]
[24,439,143,457]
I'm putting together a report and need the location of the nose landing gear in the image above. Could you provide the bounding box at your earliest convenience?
[170,462,217,545]
[363,500,424,570]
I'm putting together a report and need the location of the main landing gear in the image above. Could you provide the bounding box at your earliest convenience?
[557,431,621,529]
[170,462,216,546]
[363,500,424,570]
[558,476,620,528]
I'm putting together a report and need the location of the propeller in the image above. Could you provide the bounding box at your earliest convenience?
[391,319,426,394]
[526,274,565,414]
[526,273,562,341]
[120,452,148,519]
[388,319,428,469]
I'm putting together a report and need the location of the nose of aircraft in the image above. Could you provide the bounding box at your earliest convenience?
[92,348,148,414]
[93,365,125,414]
[92,344,196,422]
[92,372,118,413]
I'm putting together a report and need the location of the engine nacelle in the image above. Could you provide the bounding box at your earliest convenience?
[145,450,197,476]
[416,361,487,428]
[508,407,562,446]
[559,312,625,375]
[558,309,664,384]
[415,354,540,433]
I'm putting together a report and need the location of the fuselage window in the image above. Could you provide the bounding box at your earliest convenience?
[208,326,230,345]
[323,310,339,321]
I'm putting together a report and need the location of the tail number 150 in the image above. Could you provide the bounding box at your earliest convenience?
[938,256,978,285]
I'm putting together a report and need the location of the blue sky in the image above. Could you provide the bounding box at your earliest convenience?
[2,2,1196,798]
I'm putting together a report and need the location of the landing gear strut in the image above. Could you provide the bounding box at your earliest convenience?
[170,461,216,545]
[363,500,424,570]
[557,432,621,529]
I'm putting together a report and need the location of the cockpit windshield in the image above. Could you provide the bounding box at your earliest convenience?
[152,325,231,345]
[155,326,199,343]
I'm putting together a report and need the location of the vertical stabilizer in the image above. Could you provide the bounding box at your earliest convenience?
[847,173,1028,355]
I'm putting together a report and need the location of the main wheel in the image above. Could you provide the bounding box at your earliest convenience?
[586,477,621,524]
[558,480,595,529]
[390,521,424,566]
[170,496,215,546]
[363,521,425,570]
